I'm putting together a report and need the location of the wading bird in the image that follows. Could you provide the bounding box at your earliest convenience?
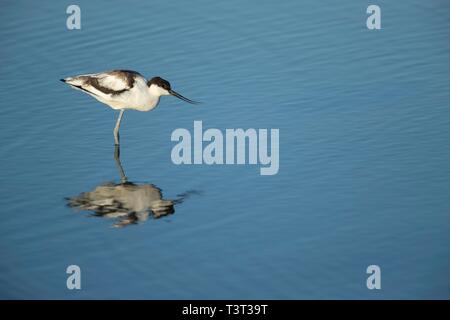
[61,70,199,145]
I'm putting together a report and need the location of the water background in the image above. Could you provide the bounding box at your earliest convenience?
[0,0,449,299]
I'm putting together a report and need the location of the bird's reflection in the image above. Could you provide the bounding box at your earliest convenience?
[67,146,192,228]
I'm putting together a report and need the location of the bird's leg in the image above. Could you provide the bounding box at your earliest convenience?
[113,109,125,145]
[114,144,128,183]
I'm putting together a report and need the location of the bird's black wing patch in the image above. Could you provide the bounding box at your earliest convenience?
[87,70,141,95]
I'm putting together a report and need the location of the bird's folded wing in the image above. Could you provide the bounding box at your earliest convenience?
[65,70,138,96]
[95,71,134,92]
[87,70,137,95]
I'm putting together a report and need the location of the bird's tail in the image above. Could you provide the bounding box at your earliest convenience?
[60,76,96,96]
[60,76,85,86]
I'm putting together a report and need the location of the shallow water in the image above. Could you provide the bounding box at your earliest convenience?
[0,0,449,299]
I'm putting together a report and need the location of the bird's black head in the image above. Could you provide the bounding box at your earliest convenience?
[147,76,171,91]
[147,76,199,104]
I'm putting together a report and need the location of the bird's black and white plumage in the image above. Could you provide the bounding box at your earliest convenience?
[61,69,198,144]
[62,70,178,111]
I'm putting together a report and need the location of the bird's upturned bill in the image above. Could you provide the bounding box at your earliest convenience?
[169,90,200,104]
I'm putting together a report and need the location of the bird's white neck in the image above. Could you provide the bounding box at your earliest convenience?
[148,84,170,97]
[138,84,169,111]
[145,95,160,111]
